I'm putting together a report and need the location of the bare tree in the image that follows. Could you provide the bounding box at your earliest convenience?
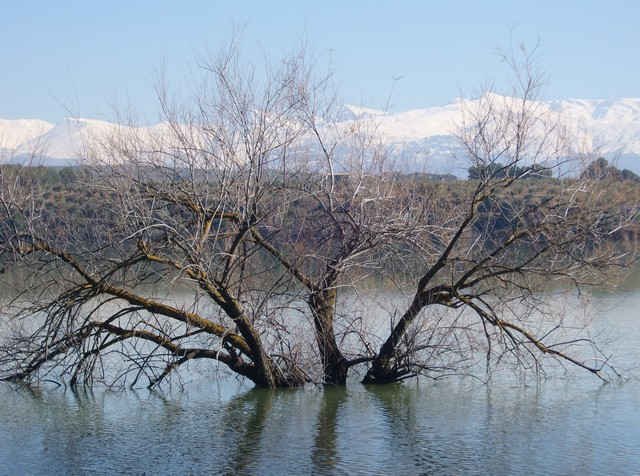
[0,43,319,388]
[0,43,636,390]
[362,48,637,383]
[249,105,431,384]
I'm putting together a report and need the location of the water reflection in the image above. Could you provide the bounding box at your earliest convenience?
[366,384,436,472]
[222,388,274,475]
[1,378,640,475]
[311,386,347,473]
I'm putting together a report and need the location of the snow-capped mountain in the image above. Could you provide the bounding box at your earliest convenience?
[2,94,640,175]
[17,117,122,160]
[337,95,640,174]
[0,118,54,150]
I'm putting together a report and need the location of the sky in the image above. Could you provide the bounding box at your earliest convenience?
[1,0,639,123]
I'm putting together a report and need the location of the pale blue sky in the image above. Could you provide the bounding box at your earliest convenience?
[2,0,639,122]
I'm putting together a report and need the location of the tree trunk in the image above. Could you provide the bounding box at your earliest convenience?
[362,294,424,384]
[309,289,349,385]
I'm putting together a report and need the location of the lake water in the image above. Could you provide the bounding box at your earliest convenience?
[1,283,639,474]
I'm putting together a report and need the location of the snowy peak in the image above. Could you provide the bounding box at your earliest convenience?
[343,105,386,118]
[19,117,122,159]
[0,118,54,150]
[335,104,386,121]
[1,95,640,174]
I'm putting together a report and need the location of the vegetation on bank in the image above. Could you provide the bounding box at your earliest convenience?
[1,162,638,255]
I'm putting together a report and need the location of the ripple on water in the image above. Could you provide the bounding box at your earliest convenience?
[1,291,640,474]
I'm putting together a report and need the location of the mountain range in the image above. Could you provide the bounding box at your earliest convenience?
[2,94,640,176]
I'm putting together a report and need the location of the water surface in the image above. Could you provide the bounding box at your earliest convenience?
[1,287,639,475]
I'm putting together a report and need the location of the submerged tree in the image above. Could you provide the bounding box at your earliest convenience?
[0,44,637,388]
[362,52,637,383]
[0,44,319,388]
